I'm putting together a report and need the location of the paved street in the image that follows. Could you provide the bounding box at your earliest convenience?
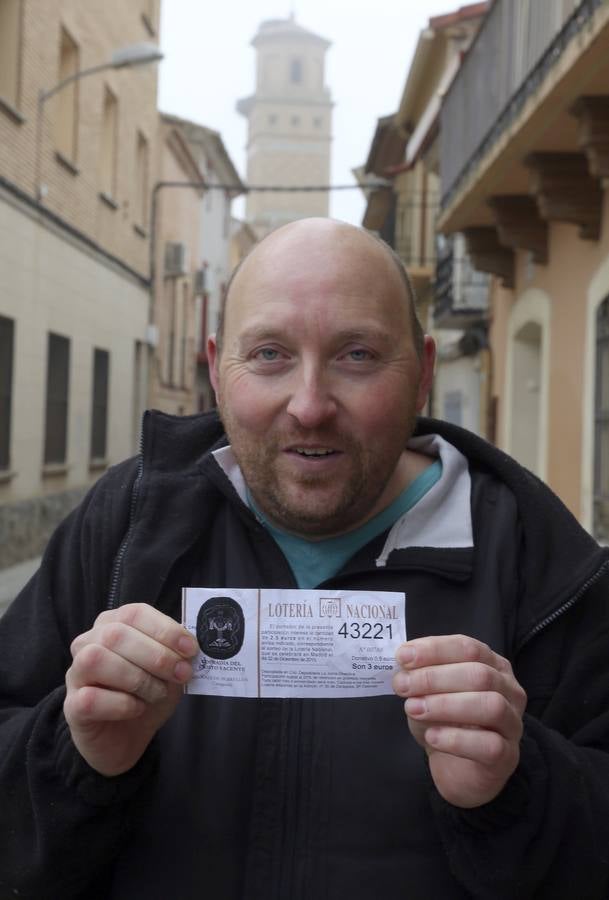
[0,557,41,616]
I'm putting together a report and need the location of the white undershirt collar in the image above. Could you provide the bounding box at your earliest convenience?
[212,433,473,566]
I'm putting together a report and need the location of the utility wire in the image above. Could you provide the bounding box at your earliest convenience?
[152,180,395,193]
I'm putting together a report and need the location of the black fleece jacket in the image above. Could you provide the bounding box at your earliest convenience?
[1,411,609,900]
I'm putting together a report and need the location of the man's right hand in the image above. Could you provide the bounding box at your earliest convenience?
[64,603,198,777]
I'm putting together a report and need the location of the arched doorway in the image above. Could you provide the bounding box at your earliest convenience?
[510,321,542,474]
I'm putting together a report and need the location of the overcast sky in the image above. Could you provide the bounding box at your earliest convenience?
[158,0,455,224]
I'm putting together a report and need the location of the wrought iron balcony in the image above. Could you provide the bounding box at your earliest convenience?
[434,234,489,329]
[439,0,603,210]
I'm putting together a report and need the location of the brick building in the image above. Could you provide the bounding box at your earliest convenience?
[0,0,161,566]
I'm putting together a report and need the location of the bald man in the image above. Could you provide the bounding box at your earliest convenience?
[2,219,609,899]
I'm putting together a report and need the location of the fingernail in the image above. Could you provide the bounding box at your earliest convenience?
[406,697,426,717]
[174,660,192,683]
[178,634,197,656]
[425,727,441,747]
[397,646,416,666]
[394,673,410,694]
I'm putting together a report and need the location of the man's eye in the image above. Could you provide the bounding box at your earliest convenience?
[254,347,280,361]
[345,348,373,361]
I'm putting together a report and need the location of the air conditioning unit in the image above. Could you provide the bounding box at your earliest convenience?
[164,242,187,277]
[145,324,159,348]
[193,268,207,295]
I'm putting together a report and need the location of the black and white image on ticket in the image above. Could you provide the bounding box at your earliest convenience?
[182,587,406,698]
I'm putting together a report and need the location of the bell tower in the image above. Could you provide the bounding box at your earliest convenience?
[237,17,333,238]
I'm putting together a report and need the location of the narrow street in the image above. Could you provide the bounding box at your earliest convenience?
[0,557,40,617]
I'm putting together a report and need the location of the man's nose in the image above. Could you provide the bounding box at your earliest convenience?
[286,372,337,429]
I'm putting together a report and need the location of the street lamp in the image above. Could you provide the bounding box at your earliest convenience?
[36,42,163,200]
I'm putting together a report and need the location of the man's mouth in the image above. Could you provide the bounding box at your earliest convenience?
[293,447,336,457]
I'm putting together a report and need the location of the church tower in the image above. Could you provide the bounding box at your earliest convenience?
[237,17,333,238]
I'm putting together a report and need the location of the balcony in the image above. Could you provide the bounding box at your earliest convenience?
[434,233,489,329]
[437,0,609,254]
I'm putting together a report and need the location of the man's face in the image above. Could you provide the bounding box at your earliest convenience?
[209,220,434,538]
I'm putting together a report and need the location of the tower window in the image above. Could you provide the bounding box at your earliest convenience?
[290,58,302,83]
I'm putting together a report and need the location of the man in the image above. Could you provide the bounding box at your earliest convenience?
[1,218,608,899]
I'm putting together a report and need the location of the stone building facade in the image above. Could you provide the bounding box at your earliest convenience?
[237,16,333,238]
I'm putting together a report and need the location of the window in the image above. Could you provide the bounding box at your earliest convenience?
[167,283,176,385]
[290,58,302,83]
[99,86,118,200]
[44,332,70,465]
[594,297,609,542]
[290,115,300,127]
[205,178,213,211]
[268,114,277,126]
[223,194,230,238]
[0,0,21,109]
[54,26,79,162]
[180,282,188,388]
[135,130,149,227]
[0,315,14,470]
[90,348,109,461]
[313,116,323,128]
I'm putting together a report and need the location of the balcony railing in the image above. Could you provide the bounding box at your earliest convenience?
[439,0,602,208]
[434,234,489,327]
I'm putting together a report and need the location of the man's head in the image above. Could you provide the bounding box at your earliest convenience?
[208,217,435,539]
[215,228,426,361]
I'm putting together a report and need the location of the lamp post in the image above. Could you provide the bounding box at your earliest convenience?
[35,42,163,201]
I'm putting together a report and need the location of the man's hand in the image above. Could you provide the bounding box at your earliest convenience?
[393,635,527,809]
[64,604,198,777]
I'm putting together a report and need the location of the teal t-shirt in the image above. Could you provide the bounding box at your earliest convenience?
[248,459,442,589]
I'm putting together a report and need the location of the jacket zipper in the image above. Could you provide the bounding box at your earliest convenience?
[106,427,145,610]
[518,557,609,650]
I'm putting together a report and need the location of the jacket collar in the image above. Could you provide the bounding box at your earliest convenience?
[137,410,609,641]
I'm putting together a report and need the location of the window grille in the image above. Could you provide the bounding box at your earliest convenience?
[44,332,70,465]
[0,315,14,470]
[90,348,109,460]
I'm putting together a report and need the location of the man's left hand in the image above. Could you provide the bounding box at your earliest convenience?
[393,635,527,808]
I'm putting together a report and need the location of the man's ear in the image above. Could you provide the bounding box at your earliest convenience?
[208,334,220,400]
[416,336,436,412]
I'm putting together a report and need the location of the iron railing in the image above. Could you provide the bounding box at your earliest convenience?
[434,234,489,325]
[440,0,604,208]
